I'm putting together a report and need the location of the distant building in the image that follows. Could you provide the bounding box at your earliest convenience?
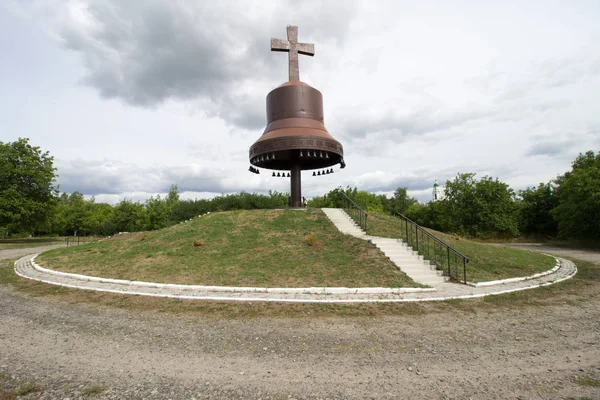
[432,179,445,201]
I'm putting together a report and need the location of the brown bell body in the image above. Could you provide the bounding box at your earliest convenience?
[249,81,344,171]
[249,25,345,207]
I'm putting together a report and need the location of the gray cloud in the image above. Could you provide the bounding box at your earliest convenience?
[333,71,576,155]
[348,173,436,193]
[55,158,266,196]
[471,56,600,106]
[334,104,487,144]
[530,99,571,113]
[58,0,358,130]
[526,135,579,157]
[539,58,588,89]
[527,142,569,157]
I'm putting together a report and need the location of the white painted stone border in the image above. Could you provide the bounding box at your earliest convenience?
[13,254,578,303]
[29,255,436,295]
[465,254,561,287]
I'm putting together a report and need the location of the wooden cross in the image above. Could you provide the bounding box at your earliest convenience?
[271,25,315,82]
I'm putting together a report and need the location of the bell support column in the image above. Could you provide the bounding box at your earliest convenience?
[290,163,301,208]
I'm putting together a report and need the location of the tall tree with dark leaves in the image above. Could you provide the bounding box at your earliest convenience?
[444,173,519,237]
[0,138,58,236]
[386,187,417,215]
[552,151,600,239]
[518,183,558,236]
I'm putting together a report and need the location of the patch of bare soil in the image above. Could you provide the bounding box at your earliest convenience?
[0,247,599,399]
[107,232,146,242]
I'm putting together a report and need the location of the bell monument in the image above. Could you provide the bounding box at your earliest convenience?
[249,25,345,208]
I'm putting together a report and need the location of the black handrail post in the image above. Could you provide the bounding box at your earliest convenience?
[427,234,430,260]
[447,246,451,277]
[415,228,419,254]
[392,212,469,283]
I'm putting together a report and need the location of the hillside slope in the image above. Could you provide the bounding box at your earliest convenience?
[37,209,421,288]
[366,211,556,282]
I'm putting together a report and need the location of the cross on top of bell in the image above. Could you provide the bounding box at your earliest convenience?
[271,25,315,82]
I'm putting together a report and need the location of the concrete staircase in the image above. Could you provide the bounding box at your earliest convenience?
[369,237,447,286]
[321,208,448,286]
[320,207,367,237]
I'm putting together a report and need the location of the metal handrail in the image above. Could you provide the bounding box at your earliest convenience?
[396,212,469,283]
[338,191,368,231]
[65,236,99,247]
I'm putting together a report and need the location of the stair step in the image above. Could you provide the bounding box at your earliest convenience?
[321,208,450,287]
[409,268,438,273]
[388,257,426,263]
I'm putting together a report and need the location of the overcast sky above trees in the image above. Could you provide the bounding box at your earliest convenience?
[2,0,599,204]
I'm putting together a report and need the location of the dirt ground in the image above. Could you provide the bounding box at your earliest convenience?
[498,243,600,265]
[0,245,599,399]
[0,244,64,261]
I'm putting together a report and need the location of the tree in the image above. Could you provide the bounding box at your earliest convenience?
[308,187,383,211]
[0,138,58,236]
[385,187,417,215]
[86,201,115,236]
[145,195,171,230]
[406,201,452,232]
[552,151,600,239]
[443,173,478,234]
[166,184,180,205]
[518,182,558,236]
[63,191,89,236]
[444,173,519,237]
[113,199,145,232]
[348,188,384,212]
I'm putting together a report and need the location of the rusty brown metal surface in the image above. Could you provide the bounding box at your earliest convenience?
[249,25,346,207]
[271,25,314,82]
[266,83,324,122]
[249,81,344,171]
[290,164,302,208]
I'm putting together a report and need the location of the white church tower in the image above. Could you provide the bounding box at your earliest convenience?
[432,179,445,201]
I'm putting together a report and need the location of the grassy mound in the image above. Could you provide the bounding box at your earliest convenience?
[366,212,556,282]
[36,209,421,288]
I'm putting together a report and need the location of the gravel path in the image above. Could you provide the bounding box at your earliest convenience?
[498,243,600,265]
[0,244,64,261]
[1,246,599,399]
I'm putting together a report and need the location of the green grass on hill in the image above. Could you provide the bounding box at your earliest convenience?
[36,209,421,288]
[366,212,556,283]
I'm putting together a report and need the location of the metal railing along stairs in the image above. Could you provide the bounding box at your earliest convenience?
[395,213,469,283]
[337,191,368,231]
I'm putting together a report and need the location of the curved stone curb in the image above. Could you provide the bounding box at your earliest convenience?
[466,254,561,287]
[28,255,435,295]
[14,254,577,303]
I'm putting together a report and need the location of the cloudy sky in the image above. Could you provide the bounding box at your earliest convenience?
[2,0,599,204]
